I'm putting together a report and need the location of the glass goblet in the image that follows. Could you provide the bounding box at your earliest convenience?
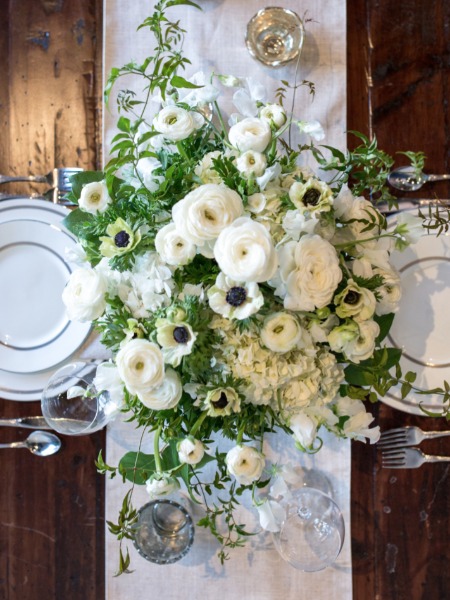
[272,487,345,571]
[246,7,304,67]
[133,498,195,565]
[41,360,119,435]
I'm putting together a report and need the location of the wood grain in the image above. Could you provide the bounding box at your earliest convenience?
[0,1,104,599]
[348,1,450,599]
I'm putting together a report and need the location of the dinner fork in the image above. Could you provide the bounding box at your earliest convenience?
[377,426,450,449]
[0,167,82,189]
[381,447,450,469]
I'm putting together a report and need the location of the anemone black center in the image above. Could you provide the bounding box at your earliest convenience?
[344,290,361,305]
[303,188,321,206]
[114,230,130,247]
[211,391,229,409]
[173,326,190,344]
[226,286,247,307]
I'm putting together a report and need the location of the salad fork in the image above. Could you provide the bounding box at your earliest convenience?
[381,447,450,469]
[377,426,450,449]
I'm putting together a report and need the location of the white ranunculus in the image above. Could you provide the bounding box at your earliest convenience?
[290,412,317,450]
[137,368,182,410]
[260,312,302,353]
[225,445,265,485]
[146,473,180,499]
[172,184,244,254]
[228,117,272,153]
[214,217,278,283]
[207,272,264,320]
[235,150,267,178]
[345,319,380,364]
[284,235,342,311]
[177,437,205,465]
[153,106,203,141]
[62,267,107,322]
[374,266,402,315]
[78,181,111,214]
[155,222,196,266]
[259,103,287,128]
[116,338,165,395]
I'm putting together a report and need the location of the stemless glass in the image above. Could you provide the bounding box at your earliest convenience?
[272,487,345,571]
[133,498,195,565]
[246,7,304,67]
[41,361,119,435]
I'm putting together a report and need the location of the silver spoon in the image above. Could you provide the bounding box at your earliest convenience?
[0,430,61,456]
[388,165,450,192]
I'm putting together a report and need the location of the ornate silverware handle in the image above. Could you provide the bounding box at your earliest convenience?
[0,174,48,184]
[0,417,51,429]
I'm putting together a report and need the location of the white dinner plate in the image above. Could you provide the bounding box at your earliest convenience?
[0,199,91,400]
[382,209,450,416]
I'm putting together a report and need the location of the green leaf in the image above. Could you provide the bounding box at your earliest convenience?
[62,208,95,238]
[170,75,203,89]
[374,313,395,343]
[119,452,157,485]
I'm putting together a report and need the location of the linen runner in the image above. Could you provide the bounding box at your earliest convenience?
[103,1,351,598]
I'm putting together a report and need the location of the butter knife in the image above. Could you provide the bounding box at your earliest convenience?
[0,416,51,430]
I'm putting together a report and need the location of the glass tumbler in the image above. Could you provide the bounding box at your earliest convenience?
[41,360,119,435]
[246,7,304,67]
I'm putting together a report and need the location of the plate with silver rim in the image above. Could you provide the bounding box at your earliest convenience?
[383,208,450,415]
[0,199,91,400]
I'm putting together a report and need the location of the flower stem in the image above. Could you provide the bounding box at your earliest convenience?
[190,411,208,437]
[153,424,163,473]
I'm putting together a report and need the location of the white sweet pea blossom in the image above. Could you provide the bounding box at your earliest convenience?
[289,412,318,450]
[228,117,272,153]
[135,157,163,192]
[256,161,282,190]
[172,183,244,256]
[194,150,223,184]
[93,362,125,410]
[137,368,182,410]
[282,209,318,240]
[62,267,107,322]
[153,105,203,141]
[146,473,180,499]
[373,266,402,315]
[281,235,343,311]
[225,445,265,485]
[214,217,278,283]
[155,223,196,266]
[256,499,285,532]
[393,211,424,248]
[297,119,325,141]
[78,181,111,214]
[207,272,264,320]
[336,397,380,443]
[235,150,267,178]
[177,437,205,465]
[116,338,165,395]
[180,71,220,107]
[231,77,268,119]
[260,312,302,353]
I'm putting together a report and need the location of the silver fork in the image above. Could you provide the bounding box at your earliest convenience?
[382,447,450,469]
[0,167,82,189]
[377,426,450,449]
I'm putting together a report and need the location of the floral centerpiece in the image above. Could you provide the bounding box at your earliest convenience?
[61,0,434,572]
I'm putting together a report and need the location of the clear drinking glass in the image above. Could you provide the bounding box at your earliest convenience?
[246,7,304,67]
[133,499,195,565]
[41,361,119,435]
[272,487,345,571]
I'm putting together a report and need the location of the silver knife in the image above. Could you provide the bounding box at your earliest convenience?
[0,416,51,430]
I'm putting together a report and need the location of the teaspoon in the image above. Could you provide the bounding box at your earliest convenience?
[0,430,61,456]
[388,165,450,192]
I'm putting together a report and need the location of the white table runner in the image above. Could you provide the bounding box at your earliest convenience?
[103,1,351,598]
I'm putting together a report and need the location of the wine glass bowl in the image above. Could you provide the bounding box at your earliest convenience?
[133,499,195,565]
[272,487,345,571]
[41,361,118,435]
[246,7,304,67]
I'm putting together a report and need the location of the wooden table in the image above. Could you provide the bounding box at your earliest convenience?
[1,1,449,598]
